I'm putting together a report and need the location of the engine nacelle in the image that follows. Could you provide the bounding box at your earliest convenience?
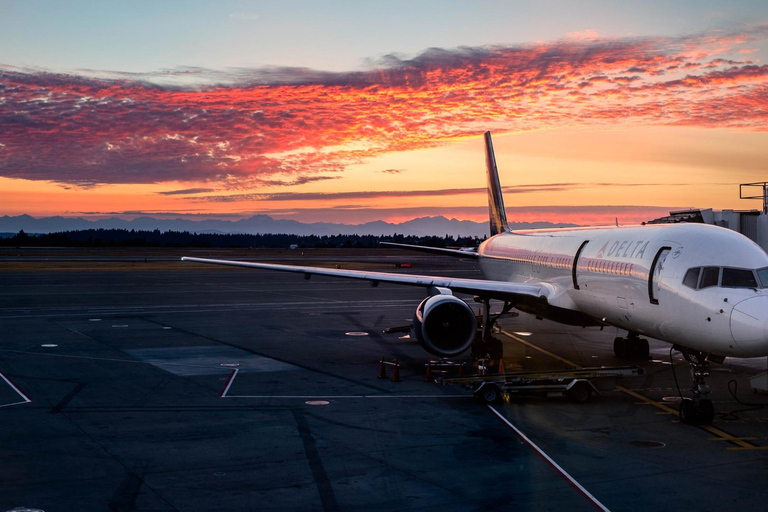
[412,294,477,357]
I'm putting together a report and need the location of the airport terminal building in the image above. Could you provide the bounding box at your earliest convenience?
[648,182,768,253]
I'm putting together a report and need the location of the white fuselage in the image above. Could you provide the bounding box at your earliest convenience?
[478,223,768,358]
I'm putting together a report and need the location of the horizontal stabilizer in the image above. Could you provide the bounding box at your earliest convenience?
[380,242,478,259]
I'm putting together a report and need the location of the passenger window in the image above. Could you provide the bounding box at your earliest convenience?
[721,268,758,288]
[682,268,700,289]
[700,267,720,289]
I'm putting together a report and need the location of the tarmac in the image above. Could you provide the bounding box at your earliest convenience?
[2,248,768,511]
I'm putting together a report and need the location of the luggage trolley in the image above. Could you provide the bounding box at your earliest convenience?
[439,366,644,404]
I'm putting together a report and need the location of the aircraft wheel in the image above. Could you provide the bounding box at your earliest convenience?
[487,337,503,361]
[627,338,650,360]
[636,339,650,360]
[697,399,715,425]
[478,384,503,404]
[471,335,487,359]
[613,337,627,358]
[566,382,592,403]
[679,398,696,425]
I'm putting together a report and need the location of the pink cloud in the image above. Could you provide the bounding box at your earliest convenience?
[0,26,767,187]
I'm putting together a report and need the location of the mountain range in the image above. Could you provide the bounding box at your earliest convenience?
[0,214,577,238]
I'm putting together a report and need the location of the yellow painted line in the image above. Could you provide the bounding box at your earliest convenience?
[616,386,764,450]
[616,386,680,415]
[700,425,758,449]
[498,331,768,451]
[500,330,583,369]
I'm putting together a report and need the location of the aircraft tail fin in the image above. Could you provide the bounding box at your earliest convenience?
[485,131,510,236]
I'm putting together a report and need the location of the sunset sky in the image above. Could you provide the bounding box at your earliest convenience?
[2,1,768,227]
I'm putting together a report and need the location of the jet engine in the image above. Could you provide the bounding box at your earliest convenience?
[412,294,477,357]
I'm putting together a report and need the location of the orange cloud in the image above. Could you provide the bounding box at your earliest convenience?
[1,26,767,189]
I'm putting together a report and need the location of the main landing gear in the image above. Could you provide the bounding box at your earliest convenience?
[613,332,650,360]
[675,347,715,425]
[471,298,514,364]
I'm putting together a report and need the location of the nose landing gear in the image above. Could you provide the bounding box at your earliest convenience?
[675,348,715,425]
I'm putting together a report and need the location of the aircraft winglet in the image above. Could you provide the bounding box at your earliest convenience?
[485,132,510,236]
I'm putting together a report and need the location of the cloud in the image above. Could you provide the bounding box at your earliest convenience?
[185,182,693,203]
[1,25,767,187]
[157,188,216,195]
[381,168,404,174]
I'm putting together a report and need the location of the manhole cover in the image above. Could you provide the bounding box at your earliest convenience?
[631,440,666,448]
[306,400,330,406]
[40,344,58,348]
[345,332,369,336]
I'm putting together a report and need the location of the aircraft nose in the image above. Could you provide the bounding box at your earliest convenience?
[730,296,768,357]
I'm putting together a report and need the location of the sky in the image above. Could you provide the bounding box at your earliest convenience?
[2,0,768,227]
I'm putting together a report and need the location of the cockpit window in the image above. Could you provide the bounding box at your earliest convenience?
[699,267,720,289]
[757,267,768,288]
[682,267,700,289]
[721,268,758,288]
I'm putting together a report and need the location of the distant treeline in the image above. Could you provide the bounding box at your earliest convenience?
[0,229,485,249]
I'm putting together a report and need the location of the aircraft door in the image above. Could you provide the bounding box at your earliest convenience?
[648,246,671,305]
[572,240,589,290]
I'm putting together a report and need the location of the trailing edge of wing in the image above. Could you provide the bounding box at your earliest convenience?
[181,256,548,303]
[380,242,478,259]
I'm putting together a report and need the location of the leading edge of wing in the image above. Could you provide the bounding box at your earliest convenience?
[181,256,548,302]
[379,242,479,259]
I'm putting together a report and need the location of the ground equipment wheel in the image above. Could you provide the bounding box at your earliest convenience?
[477,384,503,404]
[566,382,593,403]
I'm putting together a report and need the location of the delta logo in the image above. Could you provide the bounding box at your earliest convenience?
[595,240,650,259]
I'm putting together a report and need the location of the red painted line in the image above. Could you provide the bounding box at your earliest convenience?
[488,405,610,512]
[219,369,239,398]
[0,371,32,405]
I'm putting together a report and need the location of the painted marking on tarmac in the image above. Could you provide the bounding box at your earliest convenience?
[616,386,765,450]
[0,371,32,408]
[219,367,468,399]
[488,405,611,512]
[500,329,583,369]
[500,331,768,451]
[220,369,239,398]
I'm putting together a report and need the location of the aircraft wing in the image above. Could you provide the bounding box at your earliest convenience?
[181,256,549,303]
[380,242,479,259]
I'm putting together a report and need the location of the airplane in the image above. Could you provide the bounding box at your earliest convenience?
[183,131,768,425]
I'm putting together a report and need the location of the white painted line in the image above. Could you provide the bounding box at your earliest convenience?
[0,371,32,408]
[0,400,32,409]
[223,394,472,399]
[220,368,239,398]
[488,405,610,512]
